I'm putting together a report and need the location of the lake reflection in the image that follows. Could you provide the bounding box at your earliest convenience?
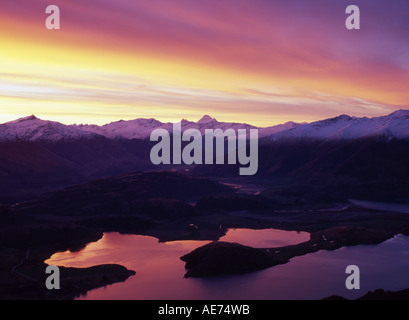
[45,230,409,300]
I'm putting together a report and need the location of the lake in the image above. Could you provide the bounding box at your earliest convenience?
[45,229,409,300]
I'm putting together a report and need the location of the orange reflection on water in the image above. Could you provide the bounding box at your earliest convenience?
[45,233,211,269]
[43,230,409,300]
[45,228,310,270]
[221,228,309,248]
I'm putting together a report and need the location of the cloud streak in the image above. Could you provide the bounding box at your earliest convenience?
[0,0,408,125]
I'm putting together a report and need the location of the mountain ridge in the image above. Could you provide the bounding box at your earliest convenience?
[1,109,409,142]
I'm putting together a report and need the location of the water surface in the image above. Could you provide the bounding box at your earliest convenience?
[45,229,409,300]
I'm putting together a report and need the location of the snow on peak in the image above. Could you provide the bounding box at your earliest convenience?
[259,121,301,138]
[267,110,409,141]
[1,109,409,142]
[197,115,216,124]
[19,115,39,122]
[75,118,165,140]
[7,115,41,124]
[0,116,97,142]
[387,109,409,119]
[73,116,255,140]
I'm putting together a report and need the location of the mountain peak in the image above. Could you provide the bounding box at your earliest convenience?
[18,115,39,122]
[197,115,216,124]
[334,114,352,121]
[388,109,409,118]
[5,115,41,125]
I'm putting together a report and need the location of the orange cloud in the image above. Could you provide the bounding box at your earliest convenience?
[0,0,408,126]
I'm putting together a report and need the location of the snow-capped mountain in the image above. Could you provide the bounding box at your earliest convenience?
[0,115,97,142]
[1,110,409,142]
[267,109,409,141]
[72,118,164,140]
[2,110,409,200]
[72,115,259,140]
[259,121,302,137]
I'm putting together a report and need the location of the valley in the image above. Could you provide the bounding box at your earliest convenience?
[1,110,409,299]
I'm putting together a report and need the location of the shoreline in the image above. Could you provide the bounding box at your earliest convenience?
[2,201,409,299]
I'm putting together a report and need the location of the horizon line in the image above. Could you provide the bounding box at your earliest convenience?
[2,108,408,129]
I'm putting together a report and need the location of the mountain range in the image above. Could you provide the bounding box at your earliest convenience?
[1,110,409,203]
[2,109,409,142]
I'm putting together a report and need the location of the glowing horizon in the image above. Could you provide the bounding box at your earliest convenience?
[1,0,408,126]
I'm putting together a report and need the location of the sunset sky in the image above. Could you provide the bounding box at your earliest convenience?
[1,0,408,126]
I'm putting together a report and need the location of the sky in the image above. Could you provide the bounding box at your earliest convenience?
[0,0,408,126]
